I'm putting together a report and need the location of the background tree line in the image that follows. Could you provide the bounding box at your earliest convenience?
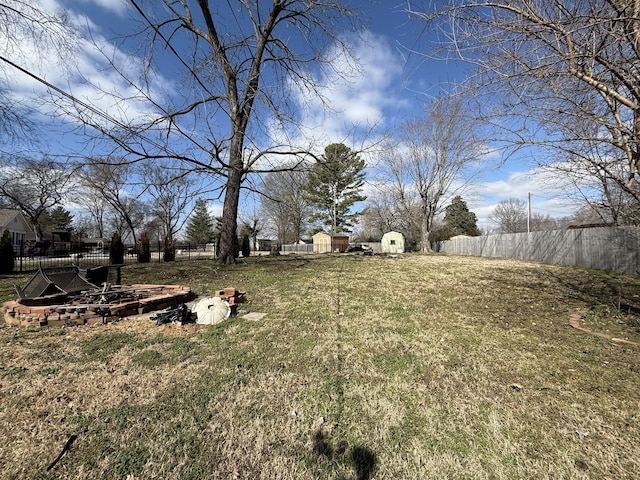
[1,0,640,263]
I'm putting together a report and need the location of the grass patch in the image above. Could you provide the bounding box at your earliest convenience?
[130,349,164,368]
[0,254,639,478]
[0,366,28,378]
[80,332,139,362]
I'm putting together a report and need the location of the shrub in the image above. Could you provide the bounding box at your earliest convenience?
[109,232,125,264]
[0,229,15,273]
[137,232,151,263]
[241,233,250,258]
[163,233,176,262]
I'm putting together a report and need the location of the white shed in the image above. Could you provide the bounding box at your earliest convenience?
[381,231,405,254]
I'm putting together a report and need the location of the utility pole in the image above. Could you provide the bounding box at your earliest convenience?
[527,192,531,233]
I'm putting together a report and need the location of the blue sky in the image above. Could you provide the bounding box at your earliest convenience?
[1,0,578,230]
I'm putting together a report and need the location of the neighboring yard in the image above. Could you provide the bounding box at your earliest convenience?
[0,254,639,479]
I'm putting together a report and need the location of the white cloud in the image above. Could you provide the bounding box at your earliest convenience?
[470,167,580,228]
[291,30,407,145]
[73,0,129,17]
[0,0,173,136]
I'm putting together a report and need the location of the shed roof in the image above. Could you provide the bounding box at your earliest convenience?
[313,231,350,238]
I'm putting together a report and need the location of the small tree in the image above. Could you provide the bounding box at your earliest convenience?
[109,231,124,264]
[241,233,251,258]
[137,231,151,263]
[0,229,15,273]
[185,198,213,250]
[444,196,481,237]
[305,143,367,234]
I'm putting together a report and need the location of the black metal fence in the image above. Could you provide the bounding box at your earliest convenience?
[8,242,215,273]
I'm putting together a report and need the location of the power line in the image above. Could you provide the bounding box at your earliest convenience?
[0,53,167,153]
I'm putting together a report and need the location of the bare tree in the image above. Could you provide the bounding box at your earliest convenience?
[490,198,562,232]
[261,165,311,246]
[545,138,640,225]
[78,191,109,239]
[0,155,71,240]
[410,0,640,215]
[380,97,482,251]
[53,1,358,264]
[145,163,196,242]
[78,159,148,244]
[489,198,527,233]
[0,1,75,142]
[358,187,402,241]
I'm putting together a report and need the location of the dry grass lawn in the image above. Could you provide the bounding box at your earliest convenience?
[0,253,639,479]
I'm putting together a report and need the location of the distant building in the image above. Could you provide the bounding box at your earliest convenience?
[0,209,32,247]
[313,232,350,253]
[381,231,405,254]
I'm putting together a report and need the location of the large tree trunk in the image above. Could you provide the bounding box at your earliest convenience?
[420,214,433,253]
[217,165,242,264]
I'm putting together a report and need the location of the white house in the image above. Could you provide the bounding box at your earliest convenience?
[381,231,405,254]
[0,209,32,247]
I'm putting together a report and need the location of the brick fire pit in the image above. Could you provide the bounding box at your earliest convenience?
[2,284,194,328]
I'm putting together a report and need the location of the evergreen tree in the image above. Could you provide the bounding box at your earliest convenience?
[240,233,251,258]
[0,229,15,273]
[304,143,366,234]
[49,206,74,231]
[48,206,74,241]
[137,231,151,263]
[239,222,256,257]
[185,198,213,249]
[36,207,74,240]
[163,232,176,262]
[444,196,481,237]
[109,232,125,264]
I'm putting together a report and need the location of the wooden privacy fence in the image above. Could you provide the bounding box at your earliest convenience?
[435,226,640,276]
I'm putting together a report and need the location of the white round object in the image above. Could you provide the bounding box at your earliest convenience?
[193,296,231,325]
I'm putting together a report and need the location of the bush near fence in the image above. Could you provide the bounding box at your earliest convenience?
[435,226,640,276]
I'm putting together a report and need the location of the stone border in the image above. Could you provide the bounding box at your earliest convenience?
[568,309,639,347]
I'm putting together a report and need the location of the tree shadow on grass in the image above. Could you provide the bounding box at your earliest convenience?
[312,427,377,480]
[308,283,378,480]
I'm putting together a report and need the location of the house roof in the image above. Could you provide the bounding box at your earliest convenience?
[0,208,18,226]
[0,208,31,232]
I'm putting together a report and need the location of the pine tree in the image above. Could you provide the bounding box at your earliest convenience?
[304,143,367,234]
[163,232,176,262]
[444,196,481,237]
[136,231,151,263]
[185,198,214,249]
[109,231,124,264]
[49,206,74,231]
